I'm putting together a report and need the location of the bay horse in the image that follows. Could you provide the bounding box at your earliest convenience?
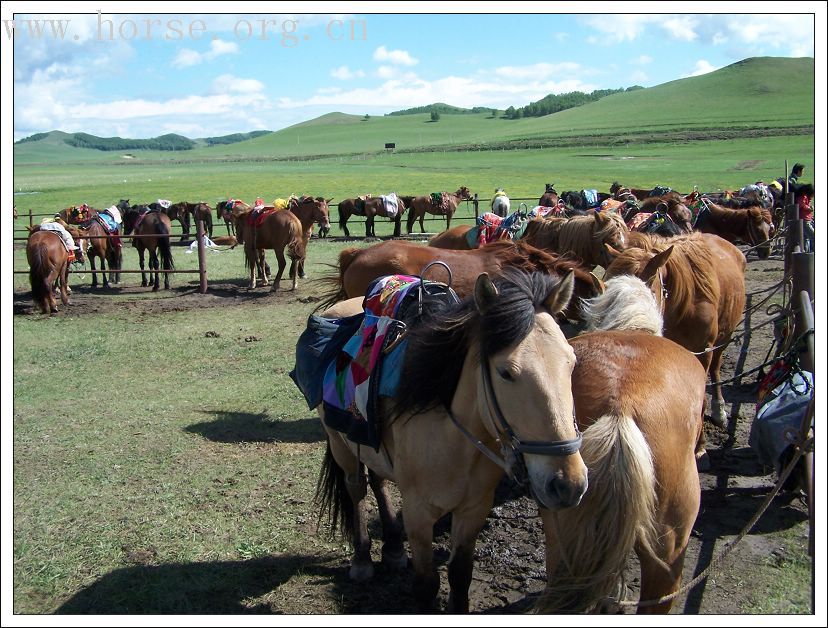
[604,231,746,428]
[337,194,406,238]
[539,183,560,207]
[289,196,332,278]
[122,207,175,291]
[623,196,693,234]
[314,270,587,612]
[26,227,74,314]
[175,201,214,239]
[319,239,602,323]
[406,186,471,233]
[691,197,774,259]
[236,208,306,291]
[216,199,252,237]
[429,212,628,270]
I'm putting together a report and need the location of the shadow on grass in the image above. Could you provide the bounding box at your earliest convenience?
[56,554,338,614]
[185,411,324,444]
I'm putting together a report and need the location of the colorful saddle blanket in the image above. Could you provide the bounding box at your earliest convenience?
[291,275,459,449]
[430,192,452,214]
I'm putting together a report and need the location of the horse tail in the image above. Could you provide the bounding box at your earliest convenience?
[315,246,359,311]
[155,221,175,270]
[314,441,356,541]
[535,414,666,613]
[287,219,306,262]
[29,241,51,310]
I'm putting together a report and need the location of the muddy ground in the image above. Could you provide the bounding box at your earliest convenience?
[13,247,814,616]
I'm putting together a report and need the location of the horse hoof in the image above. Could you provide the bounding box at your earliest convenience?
[696,450,712,472]
[381,548,409,570]
[348,561,374,582]
[706,411,727,429]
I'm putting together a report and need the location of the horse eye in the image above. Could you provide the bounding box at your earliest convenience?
[497,367,514,382]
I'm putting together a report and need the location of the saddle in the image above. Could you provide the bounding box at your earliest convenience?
[291,274,459,450]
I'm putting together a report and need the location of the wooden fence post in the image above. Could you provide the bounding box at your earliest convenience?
[473,193,479,219]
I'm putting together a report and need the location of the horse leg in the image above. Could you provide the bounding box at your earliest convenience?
[365,215,372,239]
[59,261,70,306]
[402,500,440,611]
[150,249,160,291]
[100,250,110,289]
[367,472,407,569]
[419,212,426,234]
[271,250,287,292]
[393,215,401,238]
[258,251,270,286]
[89,254,99,288]
[446,213,452,231]
[445,501,492,613]
[288,257,298,291]
[708,346,728,428]
[138,248,148,287]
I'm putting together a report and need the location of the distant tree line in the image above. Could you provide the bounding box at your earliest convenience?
[15,132,50,144]
[204,130,271,145]
[388,103,494,116]
[63,132,196,151]
[504,86,644,119]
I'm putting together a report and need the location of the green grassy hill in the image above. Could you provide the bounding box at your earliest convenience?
[13,56,814,167]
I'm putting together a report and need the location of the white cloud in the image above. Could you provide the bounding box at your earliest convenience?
[633,55,653,65]
[331,65,365,80]
[493,62,583,81]
[209,74,265,95]
[172,39,238,68]
[630,70,648,83]
[373,45,418,66]
[683,60,720,78]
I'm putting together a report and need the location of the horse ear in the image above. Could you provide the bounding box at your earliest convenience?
[641,246,674,282]
[544,270,575,315]
[474,273,499,314]
[604,243,623,259]
[589,271,605,295]
[326,198,334,204]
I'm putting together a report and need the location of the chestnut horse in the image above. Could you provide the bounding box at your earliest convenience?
[429,212,628,270]
[122,208,175,291]
[289,196,332,278]
[216,199,252,237]
[63,214,122,289]
[336,194,406,238]
[26,227,74,314]
[691,197,774,260]
[319,239,601,323]
[314,270,587,611]
[236,208,306,291]
[539,183,560,208]
[624,197,693,234]
[406,187,471,233]
[604,232,746,427]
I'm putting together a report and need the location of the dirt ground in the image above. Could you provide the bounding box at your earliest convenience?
[13,247,814,616]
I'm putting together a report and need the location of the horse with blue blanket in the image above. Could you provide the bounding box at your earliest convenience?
[293,269,585,612]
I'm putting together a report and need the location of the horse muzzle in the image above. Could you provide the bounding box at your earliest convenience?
[526,454,588,510]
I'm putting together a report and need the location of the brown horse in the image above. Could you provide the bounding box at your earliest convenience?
[624,196,693,233]
[314,270,587,612]
[336,194,407,238]
[215,199,252,236]
[236,208,306,291]
[70,216,122,289]
[320,239,601,323]
[691,197,774,259]
[539,183,560,207]
[604,232,746,427]
[429,212,628,270]
[289,196,332,278]
[538,329,706,613]
[406,187,471,233]
[26,228,73,314]
[122,208,175,291]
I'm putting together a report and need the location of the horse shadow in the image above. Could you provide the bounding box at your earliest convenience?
[56,554,338,614]
[184,411,324,444]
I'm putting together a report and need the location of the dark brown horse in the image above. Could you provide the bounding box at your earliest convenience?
[236,208,306,291]
[122,208,175,291]
[539,183,560,208]
[336,194,407,238]
[691,197,774,259]
[624,196,693,233]
[215,199,253,237]
[604,232,746,427]
[320,239,600,323]
[26,227,73,314]
[406,187,471,233]
[71,216,122,288]
[171,201,214,239]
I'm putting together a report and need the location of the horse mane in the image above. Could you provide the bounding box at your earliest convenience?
[523,213,625,266]
[487,240,594,287]
[580,276,662,335]
[609,232,719,321]
[393,270,569,419]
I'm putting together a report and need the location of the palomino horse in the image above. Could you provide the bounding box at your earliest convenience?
[235,207,306,291]
[406,187,471,233]
[26,227,74,314]
[122,208,175,291]
[336,195,406,238]
[691,197,774,260]
[429,212,628,270]
[314,270,587,611]
[604,231,746,427]
[539,183,560,208]
[319,239,601,323]
[491,189,510,217]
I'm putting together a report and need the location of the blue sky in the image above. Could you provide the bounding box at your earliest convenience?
[4,3,822,140]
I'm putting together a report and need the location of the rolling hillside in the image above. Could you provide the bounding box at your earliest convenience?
[13,56,814,166]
